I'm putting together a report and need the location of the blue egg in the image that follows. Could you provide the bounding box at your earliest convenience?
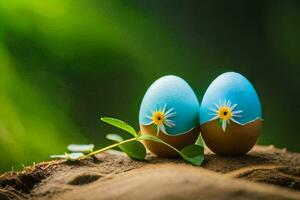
[199,72,262,126]
[139,75,199,136]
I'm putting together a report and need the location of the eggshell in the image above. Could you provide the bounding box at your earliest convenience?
[199,72,263,155]
[139,75,200,157]
[201,119,262,155]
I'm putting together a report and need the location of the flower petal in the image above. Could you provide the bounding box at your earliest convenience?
[230,104,238,110]
[162,104,167,113]
[165,112,176,118]
[210,115,219,121]
[225,100,229,107]
[156,125,160,135]
[214,103,220,109]
[209,107,218,113]
[222,120,227,132]
[232,114,242,118]
[164,107,175,116]
[230,117,240,124]
[160,124,167,134]
[164,120,175,127]
[145,115,153,120]
[232,110,243,114]
[227,100,232,107]
[165,118,175,123]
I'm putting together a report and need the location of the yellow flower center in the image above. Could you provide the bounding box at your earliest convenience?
[152,111,165,125]
[218,106,232,120]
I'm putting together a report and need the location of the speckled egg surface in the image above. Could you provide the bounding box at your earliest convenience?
[139,75,200,157]
[199,72,263,155]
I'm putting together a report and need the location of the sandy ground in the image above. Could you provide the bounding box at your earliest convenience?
[0,145,300,200]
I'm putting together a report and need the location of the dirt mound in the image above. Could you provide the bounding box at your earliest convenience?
[0,145,300,200]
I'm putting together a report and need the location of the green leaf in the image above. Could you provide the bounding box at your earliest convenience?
[106,134,124,142]
[67,144,94,153]
[138,134,164,144]
[195,135,204,147]
[119,140,146,160]
[67,152,84,161]
[101,117,137,137]
[180,145,204,166]
[50,152,84,161]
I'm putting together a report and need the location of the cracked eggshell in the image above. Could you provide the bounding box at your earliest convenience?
[139,75,200,157]
[199,72,263,155]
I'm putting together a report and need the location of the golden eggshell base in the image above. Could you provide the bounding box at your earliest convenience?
[140,125,200,157]
[201,119,262,156]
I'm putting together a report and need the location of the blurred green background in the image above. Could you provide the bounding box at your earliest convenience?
[0,0,299,172]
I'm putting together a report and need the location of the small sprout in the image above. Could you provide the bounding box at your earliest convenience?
[50,117,205,166]
[50,152,84,161]
[67,144,95,153]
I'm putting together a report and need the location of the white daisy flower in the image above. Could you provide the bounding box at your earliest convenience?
[209,99,243,132]
[146,104,176,135]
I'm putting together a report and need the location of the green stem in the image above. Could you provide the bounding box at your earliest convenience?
[80,137,136,159]
[138,135,182,155]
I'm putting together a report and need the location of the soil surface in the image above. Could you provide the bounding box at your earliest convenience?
[0,145,300,200]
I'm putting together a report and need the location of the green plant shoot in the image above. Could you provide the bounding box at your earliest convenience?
[51,117,204,166]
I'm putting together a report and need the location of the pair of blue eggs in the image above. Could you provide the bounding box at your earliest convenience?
[139,72,262,156]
